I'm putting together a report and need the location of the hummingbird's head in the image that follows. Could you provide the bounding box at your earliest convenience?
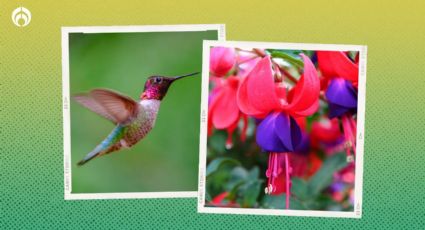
[140,72,199,100]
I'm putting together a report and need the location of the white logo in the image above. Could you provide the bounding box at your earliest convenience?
[12,7,31,27]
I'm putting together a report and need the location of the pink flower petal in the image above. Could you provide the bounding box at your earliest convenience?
[211,192,229,204]
[210,78,240,129]
[236,56,280,118]
[284,54,320,116]
[236,77,264,117]
[210,47,235,77]
[317,51,358,82]
[208,91,219,135]
[238,55,261,78]
[293,99,319,117]
[311,118,342,143]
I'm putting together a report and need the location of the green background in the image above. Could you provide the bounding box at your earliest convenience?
[1,0,424,229]
[69,31,217,193]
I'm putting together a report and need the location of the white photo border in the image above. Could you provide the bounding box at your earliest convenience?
[63,24,225,200]
[197,40,367,218]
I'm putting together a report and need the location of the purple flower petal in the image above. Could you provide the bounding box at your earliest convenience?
[274,113,302,152]
[326,78,357,109]
[256,112,302,153]
[328,102,356,118]
[295,132,310,155]
[256,113,287,152]
[330,182,345,192]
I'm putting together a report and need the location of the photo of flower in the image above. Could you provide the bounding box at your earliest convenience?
[200,42,366,215]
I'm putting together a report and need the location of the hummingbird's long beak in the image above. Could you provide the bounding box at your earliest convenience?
[171,72,200,81]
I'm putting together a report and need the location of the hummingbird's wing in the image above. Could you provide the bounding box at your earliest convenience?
[73,89,138,124]
[74,94,117,122]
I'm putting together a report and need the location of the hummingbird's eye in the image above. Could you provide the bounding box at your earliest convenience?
[154,77,162,84]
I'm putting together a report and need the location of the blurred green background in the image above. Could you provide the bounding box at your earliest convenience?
[69,31,218,193]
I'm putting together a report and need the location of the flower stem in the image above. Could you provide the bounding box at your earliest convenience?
[240,115,248,142]
[342,115,356,161]
[237,55,258,65]
[285,153,291,209]
[252,48,267,57]
[225,126,236,149]
[348,116,357,154]
[250,48,298,83]
[266,153,273,193]
[277,65,298,84]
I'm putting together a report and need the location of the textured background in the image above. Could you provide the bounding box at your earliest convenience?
[1,0,424,229]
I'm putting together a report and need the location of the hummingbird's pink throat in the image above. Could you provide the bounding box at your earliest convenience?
[141,79,174,100]
[141,79,170,100]
[140,72,199,100]
[141,91,151,100]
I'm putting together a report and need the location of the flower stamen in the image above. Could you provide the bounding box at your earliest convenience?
[265,152,292,209]
[225,128,234,149]
[342,115,356,162]
[240,115,248,142]
[285,153,291,209]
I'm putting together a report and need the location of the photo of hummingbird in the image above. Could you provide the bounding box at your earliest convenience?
[74,72,199,166]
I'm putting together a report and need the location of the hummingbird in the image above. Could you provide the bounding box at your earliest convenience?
[74,72,199,166]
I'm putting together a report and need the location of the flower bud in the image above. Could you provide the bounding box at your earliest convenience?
[210,47,235,77]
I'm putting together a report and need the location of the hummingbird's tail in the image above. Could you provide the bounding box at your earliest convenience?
[77,125,124,166]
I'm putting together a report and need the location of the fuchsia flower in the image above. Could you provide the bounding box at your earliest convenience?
[311,118,341,145]
[306,152,323,177]
[317,51,358,84]
[236,51,261,77]
[330,163,355,205]
[210,47,236,77]
[287,151,322,179]
[267,162,290,195]
[310,117,345,154]
[336,163,355,184]
[326,78,357,118]
[211,192,229,204]
[317,51,359,159]
[237,55,320,153]
[275,117,319,180]
[236,54,320,208]
[237,55,320,119]
[209,192,239,208]
[317,51,358,118]
[208,76,248,148]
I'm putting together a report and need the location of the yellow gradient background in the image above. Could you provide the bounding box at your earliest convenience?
[1,0,424,228]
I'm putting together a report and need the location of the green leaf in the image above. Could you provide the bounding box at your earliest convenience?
[248,166,260,180]
[225,167,249,191]
[270,51,304,68]
[206,157,240,177]
[348,51,358,61]
[224,166,262,204]
[307,153,348,196]
[206,169,232,196]
[315,194,344,211]
[306,111,321,132]
[290,177,310,201]
[205,191,212,202]
[261,194,307,210]
[208,131,227,153]
[267,49,302,57]
[301,50,315,58]
[227,181,245,201]
[238,180,262,208]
